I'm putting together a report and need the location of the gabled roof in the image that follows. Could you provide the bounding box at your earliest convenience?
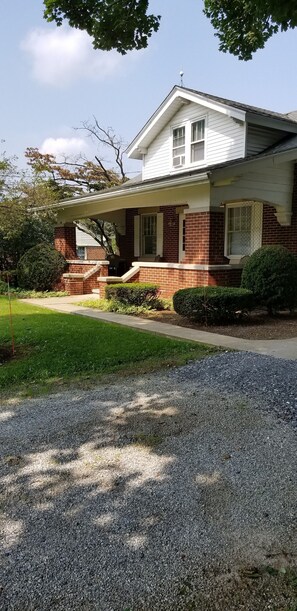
[127,86,297,160]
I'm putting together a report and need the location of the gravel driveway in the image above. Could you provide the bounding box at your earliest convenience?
[1,352,297,610]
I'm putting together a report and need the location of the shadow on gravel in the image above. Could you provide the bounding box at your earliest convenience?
[0,380,297,611]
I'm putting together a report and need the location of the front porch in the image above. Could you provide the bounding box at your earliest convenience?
[52,162,297,297]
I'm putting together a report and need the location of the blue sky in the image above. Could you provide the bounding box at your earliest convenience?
[1,0,297,175]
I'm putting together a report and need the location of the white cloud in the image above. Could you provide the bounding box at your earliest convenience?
[21,27,127,87]
[40,137,89,158]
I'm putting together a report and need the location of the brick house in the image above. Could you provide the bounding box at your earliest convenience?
[52,86,297,296]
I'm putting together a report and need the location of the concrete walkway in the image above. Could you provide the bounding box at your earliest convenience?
[22,294,297,360]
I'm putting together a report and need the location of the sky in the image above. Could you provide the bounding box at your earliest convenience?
[1,0,297,176]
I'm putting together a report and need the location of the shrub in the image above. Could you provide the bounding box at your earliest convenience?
[105,283,160,306]
[173,286,254,325]
[241,245,297,313]
[0,270,17,286]
[0,280,8,294]
[17,243,66,291]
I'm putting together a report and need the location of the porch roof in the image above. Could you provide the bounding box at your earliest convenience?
[43,136,297,225]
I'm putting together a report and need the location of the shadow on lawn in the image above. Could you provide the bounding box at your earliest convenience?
[0,381,297,611]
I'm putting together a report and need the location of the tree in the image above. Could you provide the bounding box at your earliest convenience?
[43,0,297,60]
[0,158,57,272]
[43,0,161,54]
[203,0,297,61]
[25,120,128,257]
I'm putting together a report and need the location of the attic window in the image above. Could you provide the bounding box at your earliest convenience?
[191,119,205,162]
[172,126,185,167]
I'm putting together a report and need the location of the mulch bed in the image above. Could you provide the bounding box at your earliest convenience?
[138,309,297,340]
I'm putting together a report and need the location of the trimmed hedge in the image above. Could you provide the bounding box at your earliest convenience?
[241,245,297,313]
[17,243,66,291]
[105,283,160,306]
[173,286,254,325]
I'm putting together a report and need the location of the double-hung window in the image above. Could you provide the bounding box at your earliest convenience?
[172,126,185,167]
[141,214,157,256]
[225,203,262,260]
[191,119,205,162]
[172,118,206,169]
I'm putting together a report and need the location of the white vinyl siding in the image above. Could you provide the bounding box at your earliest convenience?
[76,227,99,247]
[246,125,286,156]
[143,102,245,180]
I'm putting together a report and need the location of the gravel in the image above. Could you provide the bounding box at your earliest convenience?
[169,351,297,426]
[0,351,297,610]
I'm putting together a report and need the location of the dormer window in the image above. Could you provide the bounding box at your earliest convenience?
[191,119,205,162]
[172,126,185,167]
[172,118,206,170]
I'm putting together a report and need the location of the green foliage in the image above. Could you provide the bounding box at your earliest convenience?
[0,280,68,298]
[43,0,161,54]
[17,244,66,291]
[204,0,297,60]
[105,283,160,306]
[79,296,169,315]
[43,1,297,59]
[241,245,297,313]
[0,156,57,272]
[173,286,254,325]
[0,280,8,293]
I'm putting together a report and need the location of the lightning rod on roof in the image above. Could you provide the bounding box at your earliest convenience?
[180,70,184,87]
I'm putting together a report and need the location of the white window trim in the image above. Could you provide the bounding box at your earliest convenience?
[190,118,206,165]
[224,202,263,264]
[171,115,207,171]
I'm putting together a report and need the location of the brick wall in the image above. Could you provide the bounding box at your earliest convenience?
[161,206,179,262]
[86,246,106,260]
[133,266,240,298]
[183,211,226,265]
[54,225,77,259]
[262,207,297,253]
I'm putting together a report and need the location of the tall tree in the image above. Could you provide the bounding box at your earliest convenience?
[0,157,56,272]
[43,0,297,60]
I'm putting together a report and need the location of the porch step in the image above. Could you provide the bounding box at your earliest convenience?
[92,288,100,294]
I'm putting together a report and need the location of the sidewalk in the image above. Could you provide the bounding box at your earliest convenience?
[22,295,297,361]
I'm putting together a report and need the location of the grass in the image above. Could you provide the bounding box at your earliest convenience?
[0,296,214,396]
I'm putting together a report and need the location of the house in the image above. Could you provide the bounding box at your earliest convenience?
[75,227,105,261]
[51,86,297,296]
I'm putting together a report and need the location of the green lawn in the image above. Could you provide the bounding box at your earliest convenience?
[0,297,214,395]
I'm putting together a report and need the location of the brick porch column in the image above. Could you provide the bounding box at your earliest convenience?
[183,210,226,265]
[54,224,77,260]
